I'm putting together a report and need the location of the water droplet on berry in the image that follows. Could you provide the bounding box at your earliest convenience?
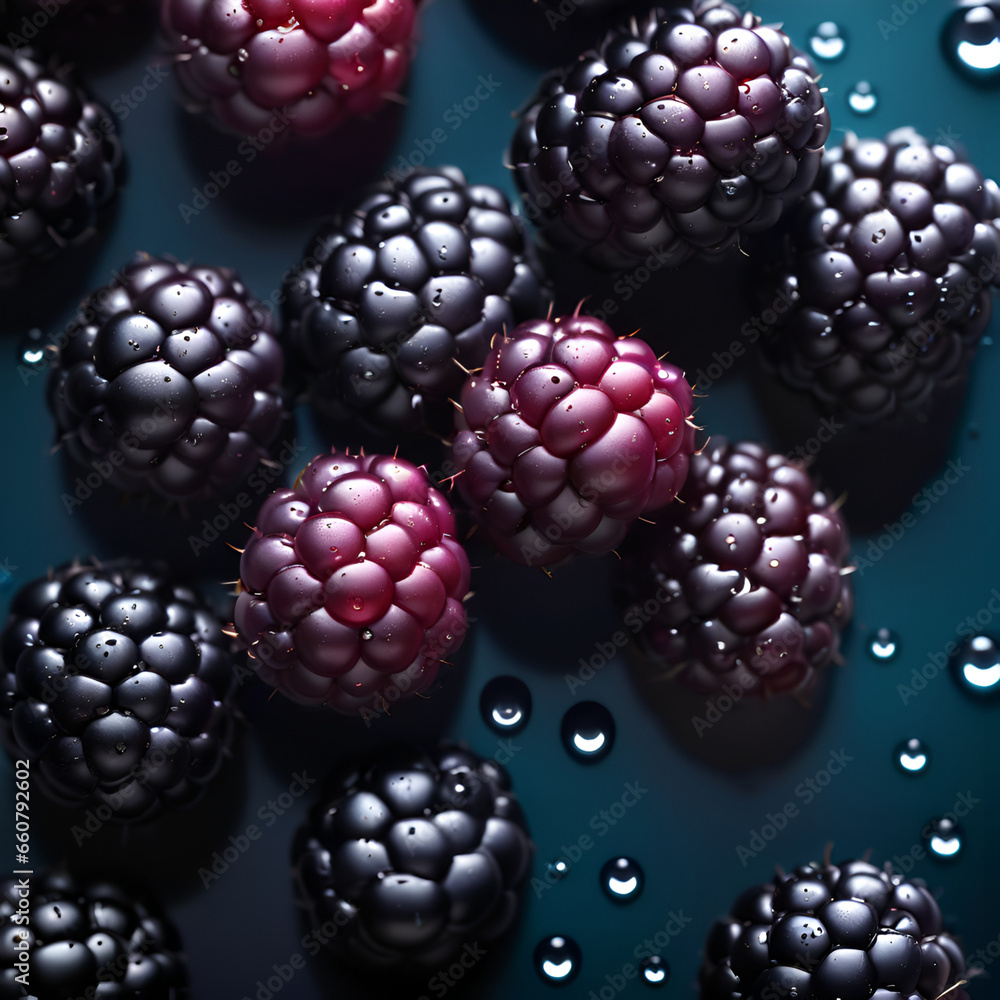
[950,633,1000,696]
[924,816,963,859]
[895,737,929,774]
[561,701,615,762]
[868,627,900,662]
[809,21,847,60]
[480,675,532,734]
[943,3,1000,82]
[352,598,364,612]
[847,81,878,115]
[115,742,126,754]
[640,954,670,987]
[361,629,373,640]
[533,935,581,984]
[601,856,644,902]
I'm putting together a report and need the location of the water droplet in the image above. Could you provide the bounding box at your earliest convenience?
[546,858,570,881]
[18,328,49,370]
[115,742,126,754]
[640,954,670,987]
[943,3,1000,82]
[480,675,532,734]
[950,633,1000,696]
[809,21,847,60]
[895,737,930,774]
[352,598,365,612]
[924,816,963,859]
[560,701,615,762]
[533,935,581,985]
[847,81,878,115]
[600,856,644,902]
[868,627,900,662]
[361,629,373,640]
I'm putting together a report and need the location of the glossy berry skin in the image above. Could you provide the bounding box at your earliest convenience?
[615,439,852,696]
[511,1,830,270]
[700,857,970,1000]
[452,313,696,567]
[159,0,419,137]
[0,561,236,822]
[0,871,189,999]
[282,166,550,435]
[765,128,1000,424]
[233,450,470,714]
[47,254,288,502]
[0,45,122,280]
[291,743,532,974]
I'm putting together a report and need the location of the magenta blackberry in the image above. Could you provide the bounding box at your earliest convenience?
[451,312,696,567]
[0,870,190,998]
[0,560,237,822]
[0,44,122,280]
[282,166,550,434]
[47,253,288,502]
[232,449,470,714]
[764,127,1000,423]
[510,0,830,270]
[615,439,852,696]
[159,0,419,138]
[700,854,970,1000]
[291,743,532,974]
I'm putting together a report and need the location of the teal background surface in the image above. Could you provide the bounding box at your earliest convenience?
[1,0,998,997]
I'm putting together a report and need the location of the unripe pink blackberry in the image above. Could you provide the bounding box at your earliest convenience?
[451,313,697,567]
[232,449,470,714]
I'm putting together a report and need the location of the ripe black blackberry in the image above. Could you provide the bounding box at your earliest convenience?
[0,560,236,822]
[615,439,852,697]
[0,44,122,281]
[0,870,189,998]
[764,127,1000,423]
[47,253,289,502]
[291,743,533,975]
[700,854,970,1000]
[282,166,550,435]
[511,0,830,270]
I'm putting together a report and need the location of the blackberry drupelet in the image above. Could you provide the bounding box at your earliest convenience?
[764,127,1000,423]
[0,560,237,822]
[159,0,420,138]
[291,743,532,974]
[511,0,830,270]
[47,253,288,502]
[615,439,852,696]
[0,871,189,999]
[282,166,550,435]
[451,312,697,567]
[0,45,121,280]
[232,449,470,714]
[700,855,970,1000]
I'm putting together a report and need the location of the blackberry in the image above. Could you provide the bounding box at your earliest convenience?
[0,870,190,999]
[232,449,470,714]
[47,253,289,502]
[291,743,532,974]
[700,854,970,1000]
[764,127,1000,423]
[0,560,237,822]
[451,312,696,567]
[615,439,852,696]
[159,0,419,138]
[282,166,550,435]
[510,0,830,270]
[0,44,122,280]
